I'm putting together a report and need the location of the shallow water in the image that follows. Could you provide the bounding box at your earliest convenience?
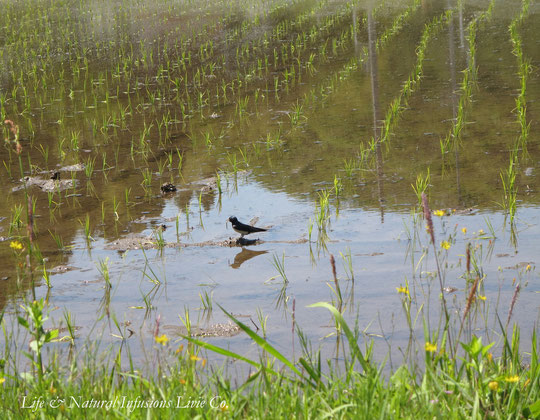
[0,0,538,370]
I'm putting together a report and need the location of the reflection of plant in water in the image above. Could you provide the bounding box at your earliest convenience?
[440,0,495,156]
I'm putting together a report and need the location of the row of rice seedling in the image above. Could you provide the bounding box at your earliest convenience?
[500,0,532,222]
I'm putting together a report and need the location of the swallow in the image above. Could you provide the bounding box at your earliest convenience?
[227,216,267,238]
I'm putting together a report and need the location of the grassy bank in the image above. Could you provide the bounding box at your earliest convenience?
[1,304,538,419]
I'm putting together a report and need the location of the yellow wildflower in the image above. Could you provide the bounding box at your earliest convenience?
[487,353,493,362]
[396,286,409,295]
[440,240,451,250]
[10,241,23,251]
[433,210,445,217]
[179,379,186,385]
[201,359,207,367]
[0,377,5,385]
[505,375,519,383]
[425,342,437,352]
[478,295,486,301]
[488,381,499,391]
[154,334,169,345]
[462,227,467,234]
[526,264,531,271]
[220,404,229,412]
[478,229,484,235]
[175,344,184,354]
[190,355,202,361]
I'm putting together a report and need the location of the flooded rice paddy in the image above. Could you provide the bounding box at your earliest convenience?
[1,0,539,371]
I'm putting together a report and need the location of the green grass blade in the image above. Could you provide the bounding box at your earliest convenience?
[308,302,371,372]
[218,304,306,379]
[299,357,326,389]
[181,335,274,374]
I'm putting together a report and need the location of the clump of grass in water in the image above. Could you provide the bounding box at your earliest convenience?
[412,168,430,206]
[271,252,288,284]
[199,290,213,313]
[153,227,166,249]
[499,148,518,222]
[343,158,356,177]
[265,130,283,150]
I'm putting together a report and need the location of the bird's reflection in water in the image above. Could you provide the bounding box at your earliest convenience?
[230,248,268,269]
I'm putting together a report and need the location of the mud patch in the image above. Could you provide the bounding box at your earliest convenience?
[14,176,77,192]
[164,322,241,338]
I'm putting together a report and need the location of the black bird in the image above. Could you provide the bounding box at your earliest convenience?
[228,216,267,238]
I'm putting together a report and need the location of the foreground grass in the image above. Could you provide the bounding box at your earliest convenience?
[1,304,538,419]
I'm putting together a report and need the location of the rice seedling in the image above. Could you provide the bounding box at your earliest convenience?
[84,155,96,178]
[113,196,120,221]
[499,148,518,222]
[78,213,93,242]
[176,148,184,178]
[62,309,77,345]
[226,152,238,174]
[101,201,106,225]
[9,203,24,231]
[316,189,331,232]
[265,130,283,149]
[199,290,214,313]
[124,187,132,208]
[179,307,192,337]
[412,169,430,205]
[49,230,70,252]
[215,171,222,195]
[42,265,51,289]
[333,175,342,197]
[70,130,80,151]
[288,100,306,127]
[157,158,167,176]
[307,217,314,243]
[97,257,111,289]
[343,158,355,177]
[37,144,49,169]
[153,227,166,250]
[271,252,289,284]
[340,247,354,282]
[141,168,153,188]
